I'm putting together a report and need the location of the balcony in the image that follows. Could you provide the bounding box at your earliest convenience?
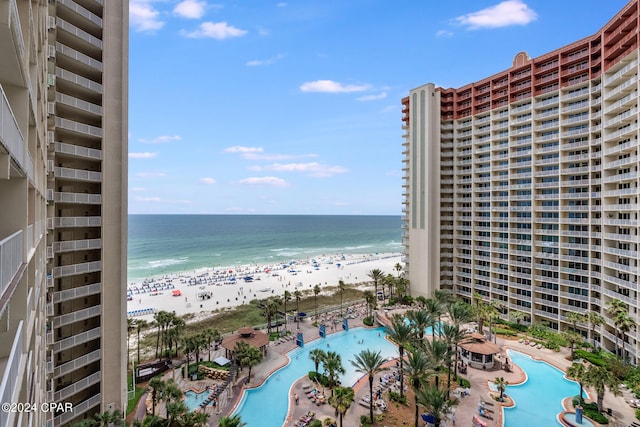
[52,191,102,205]
[52,304,101,328]
[0,0,25,87]
[55,67,102,94]
[52,216,102,229]
[54,141,102,160]
[53,349,101,378]
[0,321,23,427]
[55,42,102,72]
[55,18,103,50]
[52,260,101,279]
[54,371,101,401]
[55,92,103,116]
[53,238,101,254]
[54,166,102,182]
[53,282,102,304]
[55,117,103,139]
[57,0,103,27]
[0,83,29,176]
[0,230,23,301]
[54,393,101,426]
[51,327,101,353]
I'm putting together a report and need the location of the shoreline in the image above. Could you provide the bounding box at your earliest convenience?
[126,252,403,320]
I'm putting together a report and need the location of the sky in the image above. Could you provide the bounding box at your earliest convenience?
[128,0,629,215]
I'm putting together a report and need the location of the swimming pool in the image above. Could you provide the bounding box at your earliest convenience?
[233,327,398,426]
[504,350,583,427]
[184,390,211,412]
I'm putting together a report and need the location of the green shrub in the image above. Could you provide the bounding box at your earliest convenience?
[363,317,374,327]
[389,391,407,404]
[457,377,470,388]
[636,408,640,421]
[308,371,330,387]
[308,420,322,427]
[401,295,414,305]
[388,297,398,306]
[494,328,517,336]
[574,350,607,367]
[360,415,371,426]
[583,406,608,424]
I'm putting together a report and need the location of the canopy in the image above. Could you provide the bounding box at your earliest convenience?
[172,290,181,296]
[213,356,231,366]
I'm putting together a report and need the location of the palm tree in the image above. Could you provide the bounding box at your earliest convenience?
[338,280,346,318]
[394,262,403,279]
[494,376,509,401]
[163,379,183,418]
[472,292,488,334]
[386,314,413,400]
[183,335,197,375]
[415,384,451,427]
[218,414,247,427]
[148,376,165,416]
[283,290,292,329]
[586,311,604,348]
[127,318,135,366]
[309,348,326,377]
[441,323,468,394]
[423,336,450,389]
[424,298,442,336]
[562,330,584,360]
[367,268,385,300]
[406,348,433,427]
[566,362,587,400]
[313,284,321,320]
[606,298,628,358]
[136,319,149,364]
[323,351,345,394]
[91,409,125,427]
[294,290,303,329]
[614,311,635,362]
[328,386,355,427]
[350,349,388,424]
[153,310,170,359]
[181,411,210,427]
[204,328,220,362]
[242,345,263,383]
[585,365,621,412]
[271,296,283,333]
[509,310,525,326]
[363,290,376,320]
[263,297,279,334]
[407,309,433,343]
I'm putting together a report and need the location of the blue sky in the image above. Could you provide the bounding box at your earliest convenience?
[128,0,628,215]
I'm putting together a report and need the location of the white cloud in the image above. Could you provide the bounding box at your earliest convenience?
[246,152,319,161]
[251,162,348,177]
[199,177,216,184]
[436,29,454,38]
[224,146,264,154]
[174,0,207,19]
[238,176,289,187]
[299,80,371,93]
[356,92,387,102]
[136,196,192,204]
[130,1,165,32]
[136,172,167,178]
[181,21,248,39]
[129,152,158,159]
[138,135,182,144]
[246,53,285,67]
[456,0,537,29]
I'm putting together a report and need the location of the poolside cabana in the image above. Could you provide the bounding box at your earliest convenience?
[460,333,500,370]
[221,326,270,360]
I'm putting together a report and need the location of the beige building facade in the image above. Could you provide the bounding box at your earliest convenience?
[402,1,640,363]
[0,1,128,426]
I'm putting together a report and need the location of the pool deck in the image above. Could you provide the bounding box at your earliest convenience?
[135,306,639,427]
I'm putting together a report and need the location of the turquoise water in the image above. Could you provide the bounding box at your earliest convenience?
[128,215,402,282]
[183,390,210,412]
[504,350,582,427]
[233,327,398,426]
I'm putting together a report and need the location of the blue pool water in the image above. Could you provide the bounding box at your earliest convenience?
[233,327,398,426]
[184,390,210,412]
[504,350,582,427]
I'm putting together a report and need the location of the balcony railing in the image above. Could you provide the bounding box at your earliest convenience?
[52,283,101,304]
[52,304,101,328]
[52,260,101,278]
[54,166,102,182]
[0,230,23,300]
[0,321,24,427]
[0,83,27,174]
[53,191,102,204]
[54,371,100,401]
[51,327,101,353]
[54,393,102,426]
[54,141,102,160]
[53,349,101,378]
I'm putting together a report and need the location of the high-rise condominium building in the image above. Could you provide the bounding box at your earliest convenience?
[402,0,639,362]
[0,1,128,426]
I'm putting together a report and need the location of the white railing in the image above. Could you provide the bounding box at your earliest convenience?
[52,304,101,328]
[0,83,26,171]
[53,191,102,204]
[53,283,101,304]
[57,0,103,26]
[54,371,100,401]
[54,349,101,378]
[55,93,102,116]
[55,117,103,138]
[55,42,102,71]
[55,68,102,93]
[53,216,102,228]
[54,166,102,182]
[52,327,101,353]
[52,260,101,278]
[0,321,24,427]
[54,393,101,426]
[53,238,101,253]
[0,230,23,300]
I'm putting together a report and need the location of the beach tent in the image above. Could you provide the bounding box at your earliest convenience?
[213,356,231,366]
[172,289,182,297]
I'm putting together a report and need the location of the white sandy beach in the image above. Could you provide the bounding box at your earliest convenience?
[126,253,403,320]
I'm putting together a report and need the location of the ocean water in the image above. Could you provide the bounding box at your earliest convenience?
[127,215,402,282]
